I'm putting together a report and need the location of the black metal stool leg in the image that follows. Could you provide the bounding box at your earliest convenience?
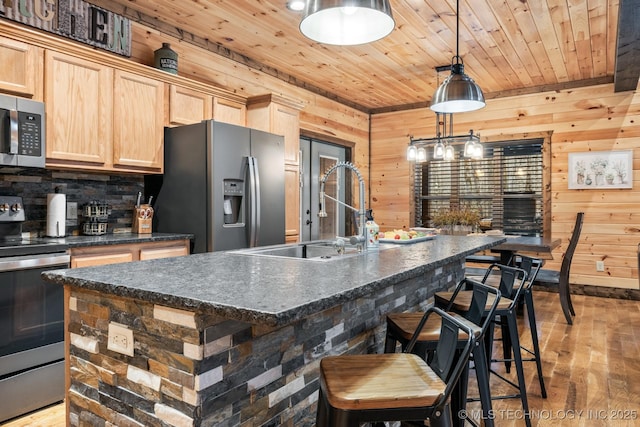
[506,310,532,427]
[471,341,495,427]
[524,288,547,398]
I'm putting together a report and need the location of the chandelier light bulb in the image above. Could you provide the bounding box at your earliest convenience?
[416,147,427,163]
[444,145,455,161]
[406,145,417,161]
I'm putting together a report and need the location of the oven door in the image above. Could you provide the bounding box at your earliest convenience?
[0,252,70,422]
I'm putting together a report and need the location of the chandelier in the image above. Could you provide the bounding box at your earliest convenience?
[407,112,482,163]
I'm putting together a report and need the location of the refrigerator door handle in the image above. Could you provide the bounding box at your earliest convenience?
[247,156,261,247]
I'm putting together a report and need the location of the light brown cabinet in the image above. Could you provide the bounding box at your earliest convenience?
[168,86,247,127]
[247,94,304,243]
[113,70,164,172]
[45,50,113,167]
[169,85,212,126]
[45,53,164,173]
[0,35,42,98]
[70,239,190,268]
[213,97,246,126]
[139,245,189,260]
[71,252,133,268]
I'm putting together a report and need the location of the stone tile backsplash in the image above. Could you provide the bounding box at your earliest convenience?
[0,167,144,236]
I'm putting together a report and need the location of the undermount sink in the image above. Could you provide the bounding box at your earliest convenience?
[232,240,395,261]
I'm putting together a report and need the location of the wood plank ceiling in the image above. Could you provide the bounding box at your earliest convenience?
[88,0,639,114]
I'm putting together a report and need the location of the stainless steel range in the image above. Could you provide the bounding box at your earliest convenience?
[0,196,70,423]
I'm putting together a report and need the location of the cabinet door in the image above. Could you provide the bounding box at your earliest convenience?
[272,103,301,165]
[71,252,133,268]
[113,70,164,171]
[45,51,113,166]
[169,85,212,125]
[213,97,246,126]
[0,36,41,98]
[139,245,189,260]
[285,165,300,242]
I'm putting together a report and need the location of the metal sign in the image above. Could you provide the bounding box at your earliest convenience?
[1,0,131,57]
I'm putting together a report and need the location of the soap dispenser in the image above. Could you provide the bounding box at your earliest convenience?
[365,209,379,250]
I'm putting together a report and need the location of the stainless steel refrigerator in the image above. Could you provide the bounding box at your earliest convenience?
[154,120,285,253]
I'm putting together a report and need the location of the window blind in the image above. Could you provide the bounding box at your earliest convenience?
[416,139,544,236]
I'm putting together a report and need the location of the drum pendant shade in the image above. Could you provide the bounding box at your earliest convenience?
[430,0,485,113]
[300,0,395,46]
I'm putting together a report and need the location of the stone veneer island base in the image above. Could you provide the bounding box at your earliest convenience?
[44,235,505,426]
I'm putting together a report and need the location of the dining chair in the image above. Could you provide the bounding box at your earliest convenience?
[533,212,584,324]
[384,278,501,427]
[316,307,476,427]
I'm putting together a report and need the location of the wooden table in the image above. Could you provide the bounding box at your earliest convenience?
[491,236,562,264]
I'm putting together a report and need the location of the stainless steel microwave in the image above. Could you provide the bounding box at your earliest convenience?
[0,94,45,168]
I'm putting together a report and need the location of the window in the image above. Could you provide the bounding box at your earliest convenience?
[416,139,544,236]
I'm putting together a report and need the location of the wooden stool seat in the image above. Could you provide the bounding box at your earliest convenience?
[435,291,513,312]
[321,353,445,410]
[317,307,477,427]
[386,312,479,342]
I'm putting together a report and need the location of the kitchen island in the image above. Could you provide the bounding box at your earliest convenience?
[43,235,505,427]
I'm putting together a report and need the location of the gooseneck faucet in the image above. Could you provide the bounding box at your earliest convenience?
[319,161,368,251]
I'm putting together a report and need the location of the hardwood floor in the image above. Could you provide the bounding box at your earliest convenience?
[465,290,640,427]
[2,292,639,427]
[2,402,65,427]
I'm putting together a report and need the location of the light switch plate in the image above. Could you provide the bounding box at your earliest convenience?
[596,261,605,272]
[107,322,134,356]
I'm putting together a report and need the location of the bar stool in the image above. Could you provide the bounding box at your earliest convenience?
[384,278,501,427]
[468,256,547,398]
[316,307,476,427]
[435,264,532,427]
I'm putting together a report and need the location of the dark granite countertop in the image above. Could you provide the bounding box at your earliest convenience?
[0,232,193,257]
[39,232,193,249]
[43,235,505,326]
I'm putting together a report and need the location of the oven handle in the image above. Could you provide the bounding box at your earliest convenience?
[0,253,70,272]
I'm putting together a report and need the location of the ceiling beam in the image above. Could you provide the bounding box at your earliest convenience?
[614,0,640,92]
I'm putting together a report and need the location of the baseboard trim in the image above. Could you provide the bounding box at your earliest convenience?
[533,283,640,301]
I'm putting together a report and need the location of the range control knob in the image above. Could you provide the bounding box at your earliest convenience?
[11,203,22,212]
[0,203,9,212]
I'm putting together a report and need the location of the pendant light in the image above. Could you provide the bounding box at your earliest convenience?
[430,0,485,113]
[300,0,395,46]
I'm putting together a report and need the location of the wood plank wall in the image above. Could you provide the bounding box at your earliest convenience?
[370,83,640,291]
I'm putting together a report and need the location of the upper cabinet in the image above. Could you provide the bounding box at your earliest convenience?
[247,94,304,165]
[112,70,164,171]
[213,97,246,126]
[0,35,42,99]
[169,85,212,126]
[45,50,113,166]
[45,54,164,173]
[2,20,247,175]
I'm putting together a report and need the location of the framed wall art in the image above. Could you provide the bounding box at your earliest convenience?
[568,150,633,189]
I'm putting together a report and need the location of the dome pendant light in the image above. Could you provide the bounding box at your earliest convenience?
[300,0,395,46]
[430,0,485,113]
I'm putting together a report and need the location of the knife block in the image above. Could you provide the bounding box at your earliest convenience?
[132,204,153,234]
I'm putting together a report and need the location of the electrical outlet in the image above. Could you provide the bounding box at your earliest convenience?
[66,202,78,219]
[596,261,605,272]
[107,322,134,356]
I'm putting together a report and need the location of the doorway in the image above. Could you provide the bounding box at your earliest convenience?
[300,137,349,242]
